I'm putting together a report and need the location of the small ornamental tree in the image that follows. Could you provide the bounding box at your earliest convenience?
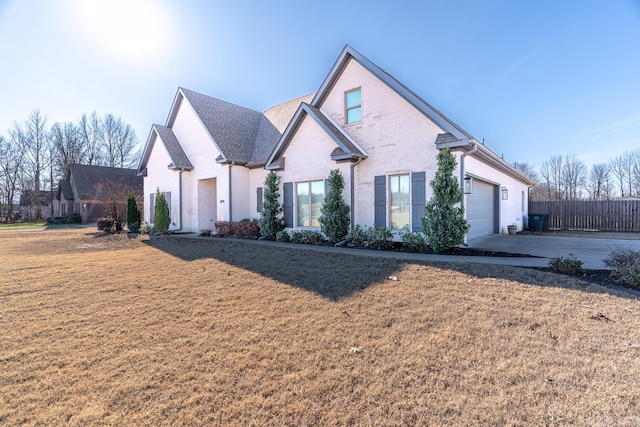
[319,169,350,243]
[422,145,469,252]
[258,171,284,240]
[153,189,170,232]
[127,192,141,232]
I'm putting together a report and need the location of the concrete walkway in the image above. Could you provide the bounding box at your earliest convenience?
[204,231,640,270]
[468,232,640,269]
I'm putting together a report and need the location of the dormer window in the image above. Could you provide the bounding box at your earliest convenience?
[345,88,362,124]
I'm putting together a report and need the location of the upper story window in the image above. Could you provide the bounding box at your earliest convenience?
[345,88,362,124]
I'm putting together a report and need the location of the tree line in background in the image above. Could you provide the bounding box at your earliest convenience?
[515,149,640,201]
[0,109,139,220]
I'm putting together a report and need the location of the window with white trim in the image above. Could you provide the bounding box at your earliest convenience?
[345,88,362,124]
[389,174,410,230]
[296,180,324,227]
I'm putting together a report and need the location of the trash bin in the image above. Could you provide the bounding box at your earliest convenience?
[530,214,545,232]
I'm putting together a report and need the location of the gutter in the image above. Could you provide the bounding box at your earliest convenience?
[228,161,235,221]
[350,156,364,230]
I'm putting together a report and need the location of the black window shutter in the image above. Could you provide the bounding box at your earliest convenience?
[411,172,426,232]
[374,175,386,227]
[283,182,293,228]
[256,187,263,213]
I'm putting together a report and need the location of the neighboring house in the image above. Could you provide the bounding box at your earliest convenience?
[19,190,54,221]
[138,45,534,240]
[56,163,143,223]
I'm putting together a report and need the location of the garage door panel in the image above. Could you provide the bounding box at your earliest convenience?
[466,180,495,240]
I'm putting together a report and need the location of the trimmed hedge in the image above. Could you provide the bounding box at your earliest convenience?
[214,221,260,239]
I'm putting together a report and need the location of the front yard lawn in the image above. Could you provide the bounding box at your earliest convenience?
[1,230,638,425]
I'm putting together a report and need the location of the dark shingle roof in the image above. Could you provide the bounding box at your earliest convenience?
[153,125,193,169]
[59,180,74,200]
[67,163,142,201]
[172,89,314,167]
[179,88,264,163]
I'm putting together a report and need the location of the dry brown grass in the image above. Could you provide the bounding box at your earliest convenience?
[1,229,640,426]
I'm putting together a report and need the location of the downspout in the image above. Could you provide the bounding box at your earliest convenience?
[459,141,478,212]
[228,161,235,221]
[177,168,184,231]
[459,142,477,245]
[350,156,364,231]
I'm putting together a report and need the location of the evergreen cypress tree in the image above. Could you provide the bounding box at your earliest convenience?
[258,171,283,240]
[126,192,141,232]
[319,169,350,243]
[422,146,469,252]
[154,190,170,232]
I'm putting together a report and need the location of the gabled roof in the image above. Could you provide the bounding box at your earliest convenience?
[174,88,264,164]
[57,180,74,200]
[310,45,532,185]
[312,45,473,141]
[266,103,367,170]
[137,89,313,172]
[137,124,193,176]
[64,163,142,201]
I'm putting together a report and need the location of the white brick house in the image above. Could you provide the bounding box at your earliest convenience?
[137,45,534,240]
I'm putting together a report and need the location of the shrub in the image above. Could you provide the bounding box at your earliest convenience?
[319,169,350,243]
[97,217,114,232]
[290,229,326,245]
[401,231,428,252]
[346,224,394,250]
[603,248,640,289]
[127,193,141,232]
[69,213,82,224]
[548,253,583,275]
[139,221,150,234]
[154,190,170,232]
[214,221,260,239]
[346,224,367,247]
[258,171,284,240]
[200,228,212,237]
[276,230,291,242]
[364,225,394,250]
[422,145,469,252]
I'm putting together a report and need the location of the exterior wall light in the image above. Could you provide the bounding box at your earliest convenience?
[464,176,473,194]
[502,187,509,200]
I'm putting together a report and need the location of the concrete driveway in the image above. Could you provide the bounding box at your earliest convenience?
[468,232,640,269]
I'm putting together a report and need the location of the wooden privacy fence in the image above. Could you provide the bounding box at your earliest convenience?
[529,200,640,232]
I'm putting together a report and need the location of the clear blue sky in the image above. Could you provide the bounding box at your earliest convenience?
[1,0,639,170]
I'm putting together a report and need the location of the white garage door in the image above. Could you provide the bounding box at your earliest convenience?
[466,179,495,240]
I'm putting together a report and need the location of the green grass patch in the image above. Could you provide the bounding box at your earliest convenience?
[0,222,46,230]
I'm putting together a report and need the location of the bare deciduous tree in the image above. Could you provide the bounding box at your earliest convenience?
[585,163,613,200]
[540,155,563,201]
[78,112,104,166]
[0,135,25,222]
[94,178,141,231]
[561,155,587,201]
[102,114,139,168]
[50,121,85,179]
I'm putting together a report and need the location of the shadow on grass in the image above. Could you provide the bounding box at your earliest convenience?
[144,235,640,301]
[143,236,404,300]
